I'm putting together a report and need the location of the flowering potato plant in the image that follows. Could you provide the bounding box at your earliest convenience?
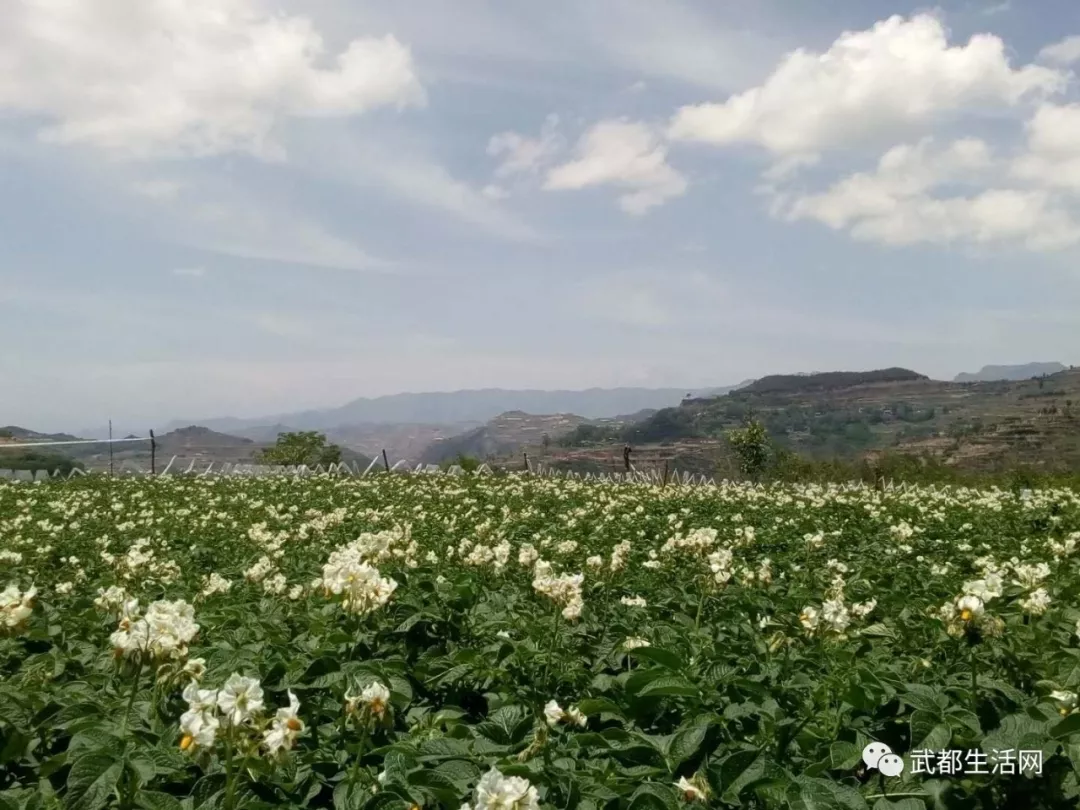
[2,474,1080,809]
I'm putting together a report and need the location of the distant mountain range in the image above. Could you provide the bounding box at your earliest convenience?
[162,384,753,435]
[954,363,1068,383]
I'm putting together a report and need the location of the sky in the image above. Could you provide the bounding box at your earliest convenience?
[4,0,1080,431]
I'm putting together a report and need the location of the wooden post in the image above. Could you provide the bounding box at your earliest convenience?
[108,420,114,477]
[382,449,390,473]
[150,430,156,476]
[523,452,530,473]
[662,459,669,488]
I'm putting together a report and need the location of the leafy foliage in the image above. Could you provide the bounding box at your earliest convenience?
[1,472,1080,809]
[256,431,342,467]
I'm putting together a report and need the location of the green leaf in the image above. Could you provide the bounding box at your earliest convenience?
[627,783,677,810]
[829,742,862,770]
[791,777,868,810]
[861,623,897,640]
[872,800,926,810]
[901,685,947,713]
[65,750,124,810]
[982,711,1052,756]
[1052,713,1080,739]
[482,705,532,746]
[629,647,686,671]
[333,782,368,810]
[710,750,762,804]
[386,675,413,708]
[361,789,413,810]
[66,728,124,759]
[636,675,698,698]
[433,760,480,786]
[910,711,951,753]
[417,737,471,760]
[982,679,1028,707]
[136,792,185,810]
[576,697,623,718]
[127,755,156,787]
[408,769,462,803]
[669,715,714,766]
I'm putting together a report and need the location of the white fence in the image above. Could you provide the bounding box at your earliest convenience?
[0,455,907,491]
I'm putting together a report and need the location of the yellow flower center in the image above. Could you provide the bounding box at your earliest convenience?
[960,609,973,622]
[287,717,302,731]
[180,734,194,751]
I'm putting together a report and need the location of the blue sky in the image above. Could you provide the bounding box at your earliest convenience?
[4,0,1080,431]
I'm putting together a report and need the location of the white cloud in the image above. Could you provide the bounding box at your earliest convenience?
[1038,36,1080,65]
[1012,103,1080,189]
[544,119,687,214]
[668,14,1064,156]
[487,114,564,179]
[782,138,1080,250]
[171,267,206,278]
[0,0,426,159]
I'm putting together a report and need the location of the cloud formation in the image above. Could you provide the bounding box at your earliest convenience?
[1038,36,1080,66]
[668,14,1063,156]
[544,119,687,215]
[0,0,426,159]
[781,138,1080,251]
[488,114,565,180]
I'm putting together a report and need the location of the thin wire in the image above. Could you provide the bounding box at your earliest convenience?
[0,437,150,449]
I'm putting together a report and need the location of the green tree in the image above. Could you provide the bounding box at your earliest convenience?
[726,418,772,480]
[257,431,342,467]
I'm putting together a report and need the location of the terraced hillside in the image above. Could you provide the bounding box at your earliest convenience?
[526,368,1080,474]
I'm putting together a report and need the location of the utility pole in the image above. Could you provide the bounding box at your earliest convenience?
[150,430,156,476]
[108,420,114,477]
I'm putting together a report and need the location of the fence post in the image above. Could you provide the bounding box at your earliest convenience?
[382,449,390,473]
[150,430,156,476]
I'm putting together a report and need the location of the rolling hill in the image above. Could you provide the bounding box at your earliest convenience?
[497,367,1080,475]
[954,362,1067,382]
[161,384,750,436]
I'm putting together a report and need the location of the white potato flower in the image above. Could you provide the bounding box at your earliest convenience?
[1051,689,1079,716]
[472,767,539,810]
[1020,587,1051,616]
[0,583,36,634]
[217,674,265,727]
[263,690,303,757]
